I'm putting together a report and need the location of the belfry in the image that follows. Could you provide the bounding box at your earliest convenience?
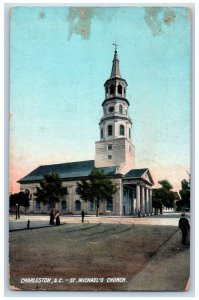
[95,47,135,174]
[18,47,154,216]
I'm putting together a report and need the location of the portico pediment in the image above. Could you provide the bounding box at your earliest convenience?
[123,168,154,186]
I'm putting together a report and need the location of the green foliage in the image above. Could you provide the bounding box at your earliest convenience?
[77,168,117,216]
[34,173,68,207]
[158,179,175,208]
[9,191,31,208]
[158,180,173,191]
[177,178,190,211]
[152,189,163,214]
[152,179,175,213]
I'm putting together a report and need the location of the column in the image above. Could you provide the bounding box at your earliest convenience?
[136,184,140,213]
[146,188,149,215]
[149,189,153,215]
[141,186,145,215]
[119,184,123,216]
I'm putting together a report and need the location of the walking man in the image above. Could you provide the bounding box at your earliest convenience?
[178,213,190,245]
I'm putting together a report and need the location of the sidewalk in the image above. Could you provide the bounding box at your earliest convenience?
[9,213,185,231]
[125,230,190,291]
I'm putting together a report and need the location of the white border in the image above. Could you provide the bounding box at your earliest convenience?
[2,1,198,299]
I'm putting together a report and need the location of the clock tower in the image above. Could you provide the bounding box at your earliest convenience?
[95,47,135,174]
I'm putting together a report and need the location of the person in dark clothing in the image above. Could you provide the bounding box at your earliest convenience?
[81,210,85,223]
[55,210,60,226]
[178,213,190,245]
[49,209,55,225]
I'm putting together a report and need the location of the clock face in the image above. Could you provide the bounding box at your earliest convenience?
[108,106,114,113]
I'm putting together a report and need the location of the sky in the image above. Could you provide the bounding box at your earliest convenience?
[9,6,191,193]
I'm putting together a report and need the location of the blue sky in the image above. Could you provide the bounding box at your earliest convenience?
[10,6,191,192]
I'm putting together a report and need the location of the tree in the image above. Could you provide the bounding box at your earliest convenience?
[152,179,175,214]
[152,189,163,215]
[9,190,31,218]
[158,180,175,209]
[77,168,117,216]
[177,179,190,211]
[34,173,68,208]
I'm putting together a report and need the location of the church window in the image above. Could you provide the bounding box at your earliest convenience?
[106,87,108,96]
[101,128,103,139]
[123,188,127,197]
[36,201,40,209]
[75,187,79,194]
[119,104,123,114]
[124,88,126,96]
[48,201,54,209]
[118,84,122,95]
[129,128,131,138]
[108,125,112,136]
[120,125,125,136]
[110,84,115,95]
[90,201,94,211]
[108,106,114,113]
[108,144,112,150]
[108,154,112,160]
[75,200,81,211]
[61,200,67,210]
[107,199,113,211]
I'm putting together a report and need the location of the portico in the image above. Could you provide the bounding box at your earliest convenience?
[122,169,154,216]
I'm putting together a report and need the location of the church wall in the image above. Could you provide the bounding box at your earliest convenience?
[19,177,123,216]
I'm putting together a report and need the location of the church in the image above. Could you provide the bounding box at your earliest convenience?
[18,47,154,216]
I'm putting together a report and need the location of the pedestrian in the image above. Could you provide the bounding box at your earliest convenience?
[55,210,60,226]
[138,210,141,218]
[49,209,55,225]
[178,213,190,245]
[81,210,85,223]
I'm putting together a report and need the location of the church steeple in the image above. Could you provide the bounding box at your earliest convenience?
[95,46,135,173]
[110,50,121,79]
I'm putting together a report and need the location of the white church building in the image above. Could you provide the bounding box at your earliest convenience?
[18,48,154,216]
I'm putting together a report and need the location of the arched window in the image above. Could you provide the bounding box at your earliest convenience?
[120,125,125,136]
[119,104,123,114]
[62,200,67,210]
[75,200,81,211]
[110,84,115,95]
[101,128,103,139]
[118,84,122,95]
[90,201,94,211]
[36,201,40,209]
[108,125,112,136]
[106,87,108,97]
[124,88,126,97]
[107,199,113,211]
[129,128,131,138]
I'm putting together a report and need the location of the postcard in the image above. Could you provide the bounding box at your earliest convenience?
[9,6,191,291]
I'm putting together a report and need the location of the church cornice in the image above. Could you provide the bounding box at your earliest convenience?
[102,97,130,107]
[99,115,132,126]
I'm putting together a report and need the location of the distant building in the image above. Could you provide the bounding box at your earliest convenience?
[18,48,154,215]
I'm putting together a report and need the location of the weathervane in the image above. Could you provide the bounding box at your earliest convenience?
[112,41,119,51]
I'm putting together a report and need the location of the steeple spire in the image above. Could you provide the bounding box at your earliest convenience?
[110,42,121,79]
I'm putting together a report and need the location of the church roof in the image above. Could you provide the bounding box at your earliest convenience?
[124,168,148,178]
[124,168,154,185]
[18,160,117,183]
